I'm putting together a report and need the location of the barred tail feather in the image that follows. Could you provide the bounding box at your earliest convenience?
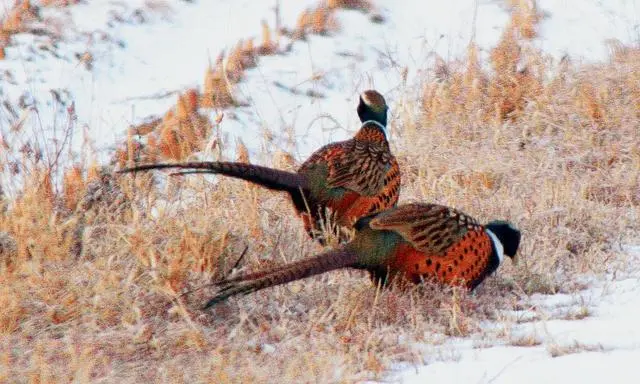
[118,161,306,192]
[203,246,358,309]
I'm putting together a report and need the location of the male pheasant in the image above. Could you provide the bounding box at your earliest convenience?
[203,203,521,308]
[118,90,401,243]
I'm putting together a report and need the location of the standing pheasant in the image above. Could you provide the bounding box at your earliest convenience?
[118,90,401,243]
[203,203,521,308]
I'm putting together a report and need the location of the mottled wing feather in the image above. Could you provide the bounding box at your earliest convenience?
[328,149,386,195]
[296,122,399,236]
[369,203,482,256]
[333,143,397,196]
[298,142,346,173]
[298,140,393,197]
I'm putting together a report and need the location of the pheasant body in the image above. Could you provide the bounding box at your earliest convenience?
[294,119,400,234]
[118,90,400,243]
[204,203,522,308]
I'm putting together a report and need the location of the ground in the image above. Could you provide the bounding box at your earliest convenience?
[0,0,639,382]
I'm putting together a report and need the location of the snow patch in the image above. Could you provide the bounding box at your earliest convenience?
[397,260,640,383]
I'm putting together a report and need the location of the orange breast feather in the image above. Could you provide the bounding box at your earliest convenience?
[388,229,494,288]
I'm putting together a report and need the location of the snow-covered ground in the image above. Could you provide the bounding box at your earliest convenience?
[0,0,513,168]
[2,0,640,381]
[4,0,636,168]
[535,0,640,61]
[397,246,640,384]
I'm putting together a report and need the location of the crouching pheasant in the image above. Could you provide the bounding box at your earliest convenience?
[118,90,401,244]
[203,203,521,308]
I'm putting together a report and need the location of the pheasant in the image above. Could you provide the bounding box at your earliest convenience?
[203,203,521,308]
[118,90,401,243]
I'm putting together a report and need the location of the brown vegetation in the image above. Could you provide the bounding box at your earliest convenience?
[1,0,639,382]
[125,0,381,164]
[0,0,84,59]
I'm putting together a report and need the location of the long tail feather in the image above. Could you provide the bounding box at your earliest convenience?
[169,170,218,177]
[118,161,306,192]
[203,246,358,309]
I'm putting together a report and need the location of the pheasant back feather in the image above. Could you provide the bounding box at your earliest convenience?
[369,203,480,255]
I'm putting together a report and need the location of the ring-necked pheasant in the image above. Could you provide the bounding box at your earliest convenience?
[203,203,521,308]
[118,90,401,244]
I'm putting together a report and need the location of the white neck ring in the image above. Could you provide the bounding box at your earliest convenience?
[485,229,504,264]
[361,120,386,131]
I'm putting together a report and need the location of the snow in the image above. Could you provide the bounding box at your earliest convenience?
[2,0,638,169]
[403,348,640,384]
[396,245,640,384]
[2,0,640,379]
[224,0,512,163]
[535,0,640,61]
[1,0,318,167]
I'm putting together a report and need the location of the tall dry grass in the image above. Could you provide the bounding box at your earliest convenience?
[0,1,39,60]
[1,1,639,383]
[0,0,84,59]
[127,0,377,165]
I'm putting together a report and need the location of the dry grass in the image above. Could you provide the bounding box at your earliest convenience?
[288,0,379,40]
[1,1,640,382]
[1,0,38,59]
[509,334,543,347]
[328,0,372,12]
[292,4,340,38]
[39,0,82,6]
[0,1,38,35]
[120,88,215,164]
[547,341,607,357]
[125,1,379,164]
[200,44,252,110]
[0,0,83,59]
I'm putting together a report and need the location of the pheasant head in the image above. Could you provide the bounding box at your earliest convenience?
[484,220,521,265]
[357,89,388,127]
